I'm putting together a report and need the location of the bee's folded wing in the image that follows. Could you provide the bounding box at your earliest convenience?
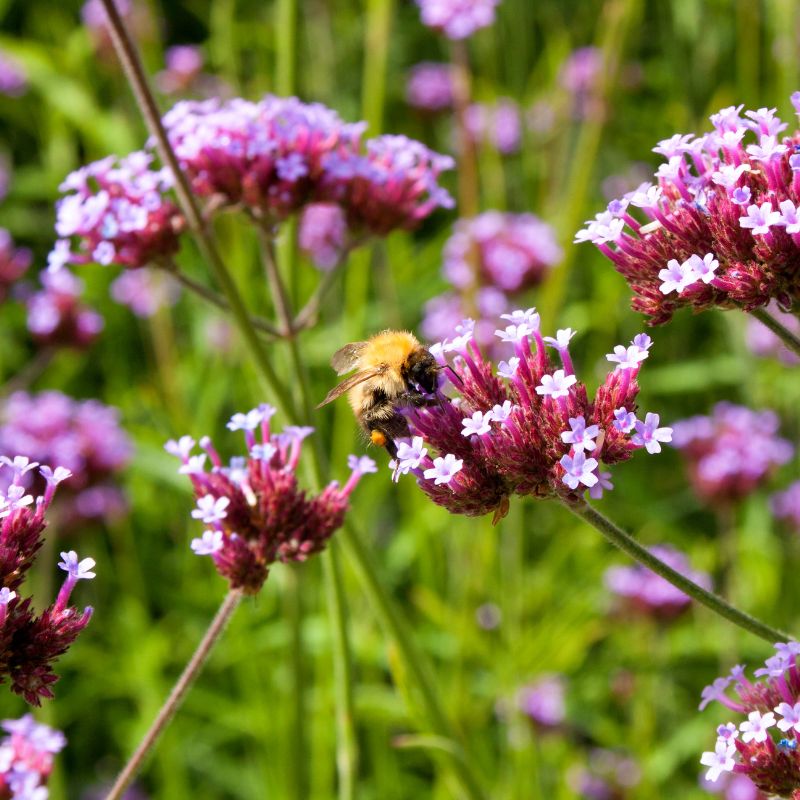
[316,367,384,408]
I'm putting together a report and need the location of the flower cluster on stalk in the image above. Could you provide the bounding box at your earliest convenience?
[0,391,132,528]
[167,406,375,594]
[406,62,454,112]
[51,151,184,271]
[392,308,671,520]
[576,94,800,323]
[464,99,522,155]
[699,642,800,797]
[162,96,454,235]
[415,0,502,40]
[771,482,800,534]
[0,229,31,304]
[604,544,711,620]
[671,403,792,508]
[0,714,66,799]
[0,456,95,704]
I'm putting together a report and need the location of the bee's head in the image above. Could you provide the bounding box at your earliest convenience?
[405,349,439,394]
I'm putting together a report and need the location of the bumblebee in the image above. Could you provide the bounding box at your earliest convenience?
[317,330,440,456]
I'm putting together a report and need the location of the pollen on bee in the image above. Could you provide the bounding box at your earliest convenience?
[370,430,387,447]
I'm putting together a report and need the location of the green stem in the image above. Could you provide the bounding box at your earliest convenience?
[104,590,243,800]
[97,0,293,418]
[566,499,789,643]
[751,307,800,359]
[285,567,306,800]
[361,0,395,134]
[274,0,298,96]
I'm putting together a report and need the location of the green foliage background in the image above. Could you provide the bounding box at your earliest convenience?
[1,0,800,797]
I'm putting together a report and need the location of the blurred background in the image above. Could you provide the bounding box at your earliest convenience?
[1,0,800,797]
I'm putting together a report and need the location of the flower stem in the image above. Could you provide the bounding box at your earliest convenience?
[160,260,280,338]
[566,499,789,643]
[104,589,243,800]
[97,0,293,418]
[751,307,800,358]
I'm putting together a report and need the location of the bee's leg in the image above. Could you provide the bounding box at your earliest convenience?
[370,429,398,458]
[396,390,440,408]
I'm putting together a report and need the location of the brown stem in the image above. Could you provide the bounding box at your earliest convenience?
[104,589,243,800]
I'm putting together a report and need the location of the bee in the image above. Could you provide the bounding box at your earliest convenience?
[317,330,440,457]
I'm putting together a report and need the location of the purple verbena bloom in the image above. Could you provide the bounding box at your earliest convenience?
[169,407,372,593]
[631,412,673,454]
[110,267,180,317]
[672,402,792,507]
[406,62,454,111]
[0,228,32,302]
[415,0,501,39]
[0,49,27,97]
[464,99,522,155]
[0,713,66,795]
[517,675,565,728]
[298,203,348,271]
[772,481,800,532]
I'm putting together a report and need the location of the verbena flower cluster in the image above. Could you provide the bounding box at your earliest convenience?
[465,99,522,155]
[298,203,348,271]
[0,391,131,528]
[415,0,501,40]
[604,544,711,620]
[576,94,800,323]
[155,45,207,96]
[162,96,454,235]
[51,151,184,271]
[0,714,66,799]
[393,308,672,519]
[167,406,375,594]
[0,456,95,704]
[517,675,566,728]
[0,228,32,303]
[771,482,800,534]
[406,62,454,112]
[699,642,800,797]
[443,212,562,294]
[109,267,180,318]
[25,269,104,350]
[671,403,792,507]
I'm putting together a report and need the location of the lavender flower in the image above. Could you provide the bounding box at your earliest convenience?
[398,309,669,519]
[605,545,712,620]
[0,391,131,527]
[53,151,184,270]
[771,482,800,533]
[698,643,800,796]
[406,62,454,112]
[0,457,94,704]
[0,714,66,797]
[443,212,562,293]
[415,0,501,39]
[421,288,509,354]
[0,228,32,303]
[700,771,765,799]
[109,267,180,317]
[26,269,104,349]
[298,203,347,270]
[167,407,373,593]
[0,49,27,97]
[155,45,205,95]
[464,99,522,155]
[672,403,792,507]
[576,94,800,323]
[517,675,565,727]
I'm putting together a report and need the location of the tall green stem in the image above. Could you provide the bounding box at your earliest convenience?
[361,0,394,134]
[565,499,789,643]
[751,307,800,359]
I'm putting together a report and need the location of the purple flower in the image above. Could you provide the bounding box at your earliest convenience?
[462,411,492,437]
[536,369,577,399]
[464,99,522,155]
[517,675,565,727]
[559,451,599,490]
[772,480,800,532]
[169,407,372,593]
[605,544,711,620]
[406,62,454,111]
[444,212,561,293]
[577,92,800,322]
[423,453,464,485]
[155,45,206,94]
[298,203,347,271]
[672,402,792,506]
[0,714,66,796]
[110,267,180,317]
[700,740,736,783]
[631,412,673,454]
[415,0,501,39]
[0,49,27,97]
[560,416,599,452]
[0,228,32,302]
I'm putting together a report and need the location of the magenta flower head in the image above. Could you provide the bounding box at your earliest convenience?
[298,203,348,271]
[0,457,95,704]
[698,642,800,796]
[155,45,205,95]
[320,134,455,236]
[576,94,800,323]
[443,212,562,293]
[167,407,375,594]
[415,0,501,39]
[53,151,184,271]
[604,544,712,620]
[0,228,32,303]
[0,391,132,528]
[700,771,765,799]
[517,675,566,728]
[109,266,180,318]
[0,713,66,797]
[672,403,792,507]
[406,62,454,112]
[464,99,522,155]
[163,95,366,219]
[396,310,669,521]
[26,268,104,350]
[771,482,800,533]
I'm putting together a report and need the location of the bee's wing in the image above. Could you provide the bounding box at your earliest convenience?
[331,342,368,375]
[316,367,384,408]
